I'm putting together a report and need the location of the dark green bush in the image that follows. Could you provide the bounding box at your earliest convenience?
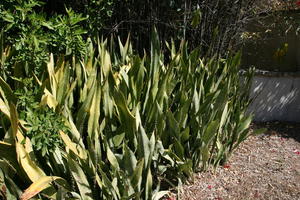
[0,1,262,199]
[0,32,260,199]
[0,0,88,76]
[1,0,258,62]
[14,77,66,157]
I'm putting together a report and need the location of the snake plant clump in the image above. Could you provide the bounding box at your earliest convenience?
[0,31,260,199]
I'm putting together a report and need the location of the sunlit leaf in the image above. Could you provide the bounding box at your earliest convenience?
[20,176,66,200]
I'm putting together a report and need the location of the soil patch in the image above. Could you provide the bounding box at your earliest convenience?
[178,122,300,200]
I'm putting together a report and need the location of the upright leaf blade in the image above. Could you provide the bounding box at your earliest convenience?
[67,155,93,200]
[20,176,67,200]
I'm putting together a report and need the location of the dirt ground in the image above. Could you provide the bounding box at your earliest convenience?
[178,122,300,200]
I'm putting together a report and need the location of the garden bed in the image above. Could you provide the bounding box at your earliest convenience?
[177,122,300,200]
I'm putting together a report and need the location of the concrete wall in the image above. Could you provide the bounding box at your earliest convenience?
[248,73,300,122]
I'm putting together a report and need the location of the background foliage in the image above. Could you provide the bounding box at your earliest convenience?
[1,0,258,59]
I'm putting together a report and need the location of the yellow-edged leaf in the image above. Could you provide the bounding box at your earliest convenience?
[0,98,10,118]
[47,53,57,98]
[102,50,111,77]
[67,155,93,200]
[9,103,18,140]
[60,131,87,160]
[20,176,63,200]
[107,146,119,169]
[40,91,58,109]
[16,137,45,182]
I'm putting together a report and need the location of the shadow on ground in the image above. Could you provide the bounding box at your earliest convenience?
[254,121,300,143]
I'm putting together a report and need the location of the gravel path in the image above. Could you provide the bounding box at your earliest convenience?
[178,122,300,200]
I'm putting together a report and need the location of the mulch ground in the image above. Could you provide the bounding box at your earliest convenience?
[177,122,300,200]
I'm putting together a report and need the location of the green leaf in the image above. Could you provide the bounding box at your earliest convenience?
[181,127,190,142]
[56,63,71,104]
[102,50,111,78]
[0,142,19,170]
[87,82,101,138]
[122,144,137,175]
[145,168,153,200]
[137,124,151,168]
[98,166,119,199]
[177,159,193,176]
[131,159,144,190]
[174,138,185,160]
[0,168,21,199]
[200,145,210,166]
[202,120,219,144]
[114,89,136,135]
[16,138,46,182]
[106,146,119,170]
[102,81,114,119]
[232,116,254,150]
[60,131,87,160]
[237,115,252,134]
[9,103,18,140]
[191,9,201,28]
[67,155,93,200]
[175,99,192,126]
[166,111,180,139]
[20,176,67,200]
[76,79,97,133]
[112,133,125,147]
[0,77,17,104]
[219,101,228,131]
[118,35,130,63]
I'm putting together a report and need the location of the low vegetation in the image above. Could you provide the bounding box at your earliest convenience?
[0,0,266,199]
[0,31,261,199]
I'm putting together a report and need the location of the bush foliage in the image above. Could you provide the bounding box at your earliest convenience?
[1,0,257,57]
[0,0,261,199]
[0,31,261,199]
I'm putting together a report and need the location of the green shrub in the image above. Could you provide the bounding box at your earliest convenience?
[0,32,261,199]
[1,0,259,62]
[0,0,88,76]
[13,78,66,157]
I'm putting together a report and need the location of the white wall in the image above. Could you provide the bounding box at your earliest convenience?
[248,75,300,122]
